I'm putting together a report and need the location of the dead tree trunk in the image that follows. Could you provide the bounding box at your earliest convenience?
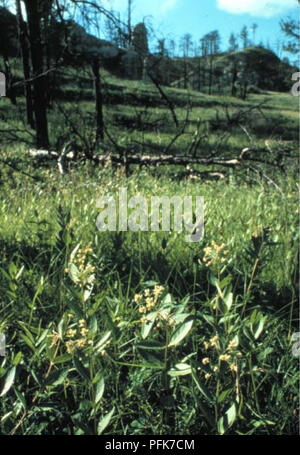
[92,56,104,143]
[208,55,213,95]
[2,54,16,105]
[15,0,35,129]
[40,0,54,108]
[183,58,188,89]
[24,0,49,149]
[197,57,201,91]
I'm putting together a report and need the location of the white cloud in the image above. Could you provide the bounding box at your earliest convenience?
[217,0,297,17]
[161,0,178,14]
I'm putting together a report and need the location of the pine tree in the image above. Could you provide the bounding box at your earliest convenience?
[228,33,238,51]
[280,18,299,55]
[251,23,258,45]
[240,26,249,49]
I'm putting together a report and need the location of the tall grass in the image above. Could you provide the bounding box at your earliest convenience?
[0,164,298,435]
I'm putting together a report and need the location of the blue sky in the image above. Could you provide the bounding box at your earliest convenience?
[104,0,299,56]
[7,0,299,57]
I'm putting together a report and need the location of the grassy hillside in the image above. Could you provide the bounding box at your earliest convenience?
[0,61,299,153]
[169,46,296,93]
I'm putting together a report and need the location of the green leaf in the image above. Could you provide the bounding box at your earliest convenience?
[12,352,23,366]
[191,369,214,403]
[168,316,194,347]
[70,243,81,262]
[0,267,11,282]
[209,273,218,287]
[16,265,25,280]
[141,311,158,340]
[66,297,85,319]
[88,315,98,335]
[218,403,237,435]
[73,357,90,382]
[69,263,80,283]
[180,295,190,306]
[57,319,65,340]
[257,347,273,361]
[8,262,17,278]
[143,280,157,287]
[14,389,26,410]
[1,366,16,397]
[32,276,44,306]
[47,369,69,387]
[162,293,173,306]
[97,407,115,435]
[20,334,35,352]
[54,354,72,364]
[18,322,35,344]
[137,348,164,367]
[1,412,13,424]
[95,331,111,351]
[84,284,94,302]
[168,363,192,376]
[250,309,258,325]
[36,329,49,346]
[217,389,232,403]
[224,292,233,311]
[171,312,191,325]
[220,274,232,289]
[219,314,237,324]
[95,376,105,404]
[254,316,267,340]
[136,341,165,350]
[202,314,215,326]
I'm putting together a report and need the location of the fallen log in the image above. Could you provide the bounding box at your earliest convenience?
[29,142,77,174]
[27,145,292,189]
[28,148,241,168]
[92,153,240,168]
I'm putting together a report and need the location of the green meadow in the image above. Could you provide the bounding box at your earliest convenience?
[0,68,299,435]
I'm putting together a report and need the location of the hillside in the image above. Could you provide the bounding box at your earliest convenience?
[0,6,296,93]
[169,46,295,93]
[215,46,294,91]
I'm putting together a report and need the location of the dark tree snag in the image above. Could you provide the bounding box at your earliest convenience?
[231,63,238,97]
[2,55,16,105]
[1,31,16,105]
[40,0,55,108]
[15,0,35,129]
[92,56,104,144]
[24,0,49,149]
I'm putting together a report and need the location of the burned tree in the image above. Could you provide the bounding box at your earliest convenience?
[15,0,34,128]
[92,56,104,144]
[23,0,49,148]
